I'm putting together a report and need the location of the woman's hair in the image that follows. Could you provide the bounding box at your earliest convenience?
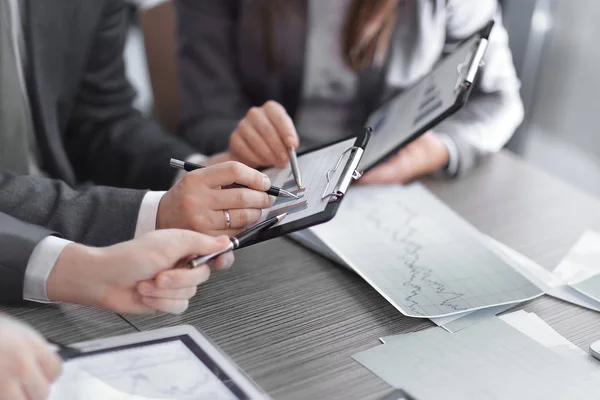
[341,0,400,72]
[254,0,400,72]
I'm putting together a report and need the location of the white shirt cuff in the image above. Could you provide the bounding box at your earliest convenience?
[23,236,73,303]
[134,154,205,238]
[134,191,167,238]
[437,133,460,176]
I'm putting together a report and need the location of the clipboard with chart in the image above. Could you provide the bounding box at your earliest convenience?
[240,127,371,247]
[358,20,494,171]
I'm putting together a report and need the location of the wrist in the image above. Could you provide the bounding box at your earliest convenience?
[46,243,105,306]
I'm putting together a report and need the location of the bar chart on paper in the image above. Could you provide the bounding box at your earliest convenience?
[310,184,543,317]
[266,179,308,219]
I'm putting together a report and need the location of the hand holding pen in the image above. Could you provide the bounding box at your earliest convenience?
[186,213,287,268]
[171,159,299,199]
[227,101,303,173]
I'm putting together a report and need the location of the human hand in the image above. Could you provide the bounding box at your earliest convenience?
[0,315,62,400]
[203,151,233,166]
[46,230,235,315]
[229,101,300,169]
[359,132,450,184]
[158,161,273,237]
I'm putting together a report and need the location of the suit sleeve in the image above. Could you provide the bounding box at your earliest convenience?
[0,212,54,303]
[64,0,196,190]
[176,0,252,154]
[0,172,145,247]
[435,0,524,176]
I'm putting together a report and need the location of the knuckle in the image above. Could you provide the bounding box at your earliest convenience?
[192,214,210,232]
[238,210,251,226]
[261,193,272,207]
[247,107,260,118]
[231,161,245,176]
[235,190,248,206]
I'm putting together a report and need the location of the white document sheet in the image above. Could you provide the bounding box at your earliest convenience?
[553,231,600,303]
[310,184,542,318]
[355,314,600,400]
[490,235,600,312]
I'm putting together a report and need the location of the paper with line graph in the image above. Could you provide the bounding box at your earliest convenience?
[310,184,543,318]
[258,137,356,226]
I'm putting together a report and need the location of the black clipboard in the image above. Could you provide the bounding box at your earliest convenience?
[241,127,371,247]
[358,21,494,172]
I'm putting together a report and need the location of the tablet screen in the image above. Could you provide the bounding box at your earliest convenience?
[359,34,480,171]
[49,335,250,400]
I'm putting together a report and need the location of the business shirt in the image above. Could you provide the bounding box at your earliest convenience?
[4,0,200,303]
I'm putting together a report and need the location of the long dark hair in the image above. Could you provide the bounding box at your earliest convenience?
[254,0,400,72]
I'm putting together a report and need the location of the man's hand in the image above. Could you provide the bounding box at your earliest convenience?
[359,132,450,184]
[229,101,299,169]
[0,315,62,400]
[158,161,274,237]
[46,230,235,315]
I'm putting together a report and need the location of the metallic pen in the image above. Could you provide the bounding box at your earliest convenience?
[170,159,299,199]
[187,213,288,268]
[289,148,303,189]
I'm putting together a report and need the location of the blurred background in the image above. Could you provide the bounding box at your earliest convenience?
[124,0,600,197]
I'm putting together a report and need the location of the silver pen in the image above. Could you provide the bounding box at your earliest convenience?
[289,148,303,189]
[187,213,288,268]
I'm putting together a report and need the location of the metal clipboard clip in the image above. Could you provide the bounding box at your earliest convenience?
[453,37,489,94]
[321,146,364,201]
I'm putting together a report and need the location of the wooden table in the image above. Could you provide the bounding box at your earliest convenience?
[10,151,600,400]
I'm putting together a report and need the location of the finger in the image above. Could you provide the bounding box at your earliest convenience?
[247,107,289,167]
[204,228,245,238]
[209,208,263,230]
[21,366,50,400]
[263,101,299,149]
[199,161,271,191]
[210,251,235,271]
[159,230,232,261]
[360,152,412,184]
[230,131,264,167]
[36,346,62,382]
[143,265,211,290]
[3,384,26,400]
[215,188,272,211]
[237,117,279,167]
[138,285,197,300]
[141,297,190,315]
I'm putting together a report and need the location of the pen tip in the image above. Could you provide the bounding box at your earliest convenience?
[277,213,288,222]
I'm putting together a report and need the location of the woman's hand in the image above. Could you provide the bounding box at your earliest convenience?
[359,132,450,184]
[229,101,300,169]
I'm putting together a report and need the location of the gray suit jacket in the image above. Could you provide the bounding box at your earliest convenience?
[176,0,523,175]
[0,212,53,303]
[1,0,196,244]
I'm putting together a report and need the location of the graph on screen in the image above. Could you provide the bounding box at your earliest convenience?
[49,340,239,400]
[311,184,543,317]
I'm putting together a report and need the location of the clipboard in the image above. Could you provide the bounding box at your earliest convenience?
[358,21,494,172]
[241,127,371,247]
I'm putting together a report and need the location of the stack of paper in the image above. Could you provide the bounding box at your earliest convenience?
[291,183,600,331]
[354,311,600,400]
